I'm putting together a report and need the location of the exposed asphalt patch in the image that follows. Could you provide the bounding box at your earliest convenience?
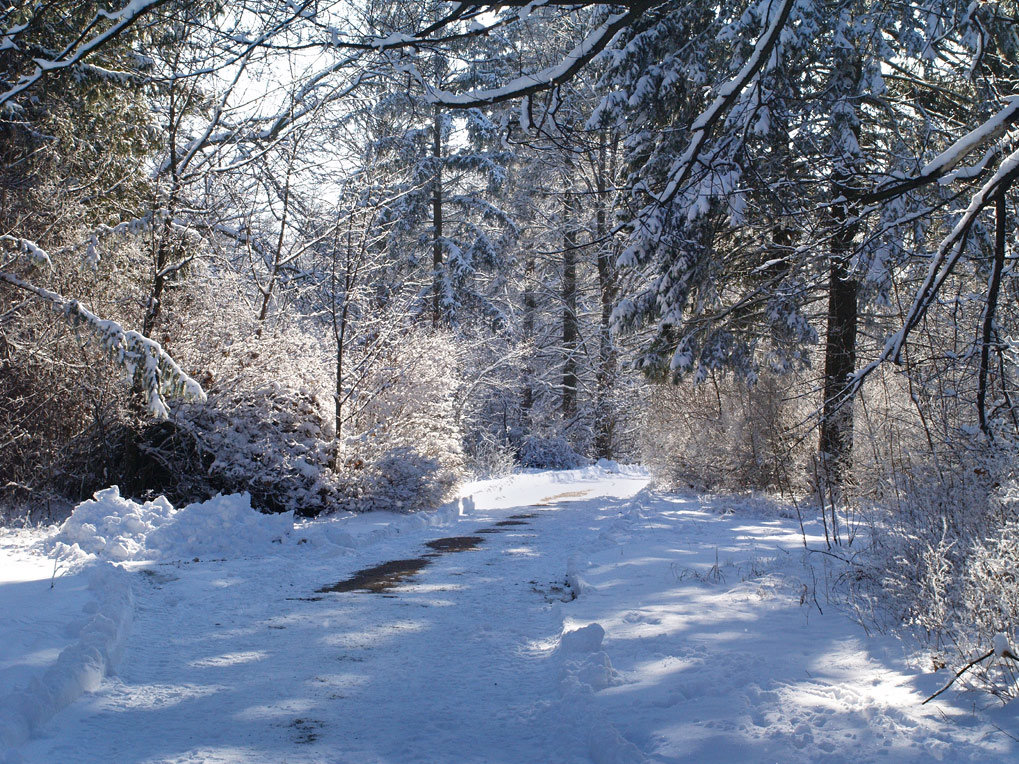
[317,514,540,595]
[425,536,483,553]
[319,535,488,594]
[319,558,432,594]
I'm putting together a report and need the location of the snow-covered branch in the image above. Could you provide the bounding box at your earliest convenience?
[861,96,1019,205]
[847,143,1019,396]
[0,270,205,418]
[650,0,796,208]
[0,0,169,112]
[0,235,54,268]
[156,54,368,184]
[423,3,660,107]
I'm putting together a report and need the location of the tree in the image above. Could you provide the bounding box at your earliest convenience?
[376,0,1019,475]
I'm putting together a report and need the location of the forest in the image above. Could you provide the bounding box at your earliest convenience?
[4,0,1019,759]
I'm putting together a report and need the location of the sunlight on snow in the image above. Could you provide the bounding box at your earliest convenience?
[188,650,269,668]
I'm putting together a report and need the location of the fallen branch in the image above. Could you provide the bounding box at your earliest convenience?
[923,636,1019,705]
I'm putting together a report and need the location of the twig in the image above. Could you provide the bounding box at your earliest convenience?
[923,649,1012,704]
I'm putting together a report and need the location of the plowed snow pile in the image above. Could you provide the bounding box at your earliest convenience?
[49,488,292,563]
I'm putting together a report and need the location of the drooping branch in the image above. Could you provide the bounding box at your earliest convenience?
[0,235,54,268]
[422,3,663,107]
[0,271,205,418]
[650,0,797,208]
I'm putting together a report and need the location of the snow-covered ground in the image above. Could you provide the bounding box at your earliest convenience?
[1,466,1016,762]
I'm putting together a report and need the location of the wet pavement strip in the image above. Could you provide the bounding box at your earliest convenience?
[315,518,534,594]
[424,536,483,553]
[317,558,433,594]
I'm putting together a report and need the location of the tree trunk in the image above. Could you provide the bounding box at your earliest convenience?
[562,191,580,420]
[978,188,1009,437]
[593,132,618,458]
[431,105,444,328]
[520,249,536,424]
[818,251,858,484]
[817,45,862,491]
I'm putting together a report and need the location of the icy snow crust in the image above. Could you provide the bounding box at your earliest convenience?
[2,466,1017,762]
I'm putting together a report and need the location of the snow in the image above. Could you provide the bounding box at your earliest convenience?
[0,556,131,753]
[425,11,632,106]
[560,623,605,654]
[0,535,90,701]
[370,32,414,50]
[2,467,1017,762]
[993,633,1012,659]
[48,489,290,564]
[920,96,1019,178]
[0,236,52,268]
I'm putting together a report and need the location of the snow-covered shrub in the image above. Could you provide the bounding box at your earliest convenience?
[169,324,335,515]
[341,447,447,513]
[77,267,339,515]
[334,329,464,513]
[639,371,810,493]
[854,373,1019,698]
[464,435,517,478]
[518,434,589,470]
[961,496,1019,634]
[870,459,1019,699]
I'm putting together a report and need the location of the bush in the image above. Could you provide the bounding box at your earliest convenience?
[518,434,588,470]
[104,324,337,515]
[858,422,1019,698]
[464,435,517,478]
[332,329,464,513]
[337,447,447,513]
[638,371,809,493]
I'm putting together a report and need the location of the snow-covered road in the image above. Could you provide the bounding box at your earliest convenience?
[3,467,1017,762]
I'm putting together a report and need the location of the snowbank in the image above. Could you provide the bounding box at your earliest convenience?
[146,493,291,561]
[49,488,291,563]
[0,563,132,754]
[53,488,175,562]
[460,463,649,511]
[49,487,478,565]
